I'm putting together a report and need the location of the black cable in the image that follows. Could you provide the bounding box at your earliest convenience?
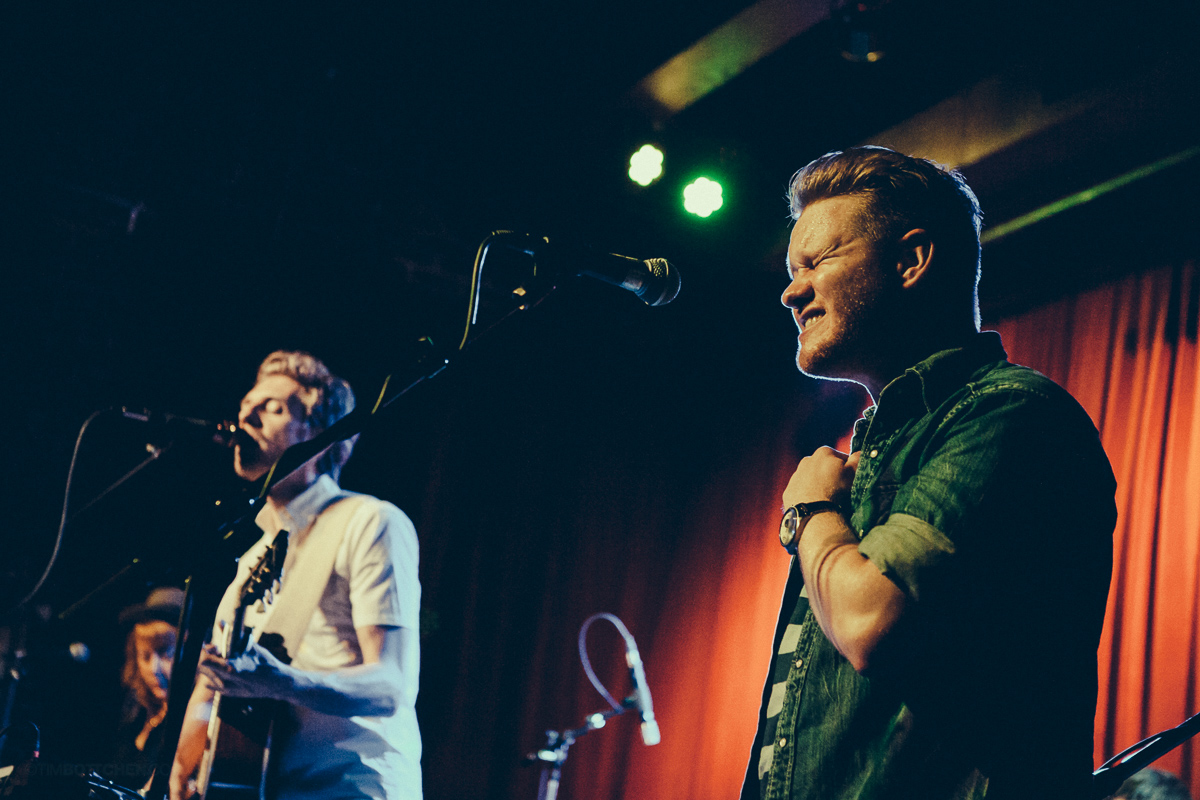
[577,612,639,712]
[5,408,111,616]
[0,720,42,760]
[457,230,515,351]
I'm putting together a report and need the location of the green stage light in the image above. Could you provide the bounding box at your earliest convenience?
[629,144,664,186]
[683,177,723,217]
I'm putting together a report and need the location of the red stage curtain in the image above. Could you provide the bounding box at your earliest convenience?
[990,260,1200,795]
[411,354,832,799]
[495,413,811,800]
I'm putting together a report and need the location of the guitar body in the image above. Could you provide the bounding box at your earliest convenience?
[203,698,278,799]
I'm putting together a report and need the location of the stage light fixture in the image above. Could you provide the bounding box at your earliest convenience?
[629,144,664,186]
[683,177,723,218]
[835,0,890,63]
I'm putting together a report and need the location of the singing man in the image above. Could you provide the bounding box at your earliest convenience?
[745,147,1116,800]
[170,351,421,799]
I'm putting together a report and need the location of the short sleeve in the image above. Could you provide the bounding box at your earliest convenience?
[341,500,421,632]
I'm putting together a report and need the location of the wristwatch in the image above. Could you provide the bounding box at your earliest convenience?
[779,501,845,555]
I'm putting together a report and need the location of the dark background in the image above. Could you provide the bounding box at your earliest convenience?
[2,0,1198,796]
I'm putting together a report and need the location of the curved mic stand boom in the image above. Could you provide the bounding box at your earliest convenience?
[523,613,660,800]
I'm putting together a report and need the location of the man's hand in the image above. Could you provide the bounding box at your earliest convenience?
[779,446,906,675]
[782,447,861,510]
[169,681,215,800]
[198,642,294,700]
[168,752,197,800]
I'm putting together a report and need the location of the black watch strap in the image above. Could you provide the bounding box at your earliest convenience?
[779,501,845,555]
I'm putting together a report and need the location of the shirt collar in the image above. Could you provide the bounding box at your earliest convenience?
[254,473,342,536]
[898,330,1008,414]
[852,331,1008,449]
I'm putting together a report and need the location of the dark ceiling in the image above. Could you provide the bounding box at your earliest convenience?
[4,0,1198,604]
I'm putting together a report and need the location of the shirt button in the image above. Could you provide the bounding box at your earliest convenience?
[793,658,803,669]
[779,738,788,748]
[868,449,879,458]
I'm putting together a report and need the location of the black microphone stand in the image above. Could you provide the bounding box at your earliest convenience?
[525,696,640,800]
[1092,710,1200,798]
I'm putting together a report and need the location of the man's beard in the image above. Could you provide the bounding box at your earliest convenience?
[796,305,880,383]
[796,265,894,383]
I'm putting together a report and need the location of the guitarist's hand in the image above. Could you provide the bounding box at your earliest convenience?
[199,642,293,700]
[170,678,214,800]
[169,757,197,800]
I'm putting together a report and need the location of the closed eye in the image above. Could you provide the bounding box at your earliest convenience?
[785,259,813,280]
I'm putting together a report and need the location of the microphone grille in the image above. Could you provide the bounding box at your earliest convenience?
[640,258,681,306]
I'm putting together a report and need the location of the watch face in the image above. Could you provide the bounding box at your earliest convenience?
[779,506,800,552]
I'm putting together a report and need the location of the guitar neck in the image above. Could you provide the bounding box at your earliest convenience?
[196,606,241,800]
[196,534,288,800]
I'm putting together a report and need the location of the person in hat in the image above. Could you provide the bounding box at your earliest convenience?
[115,586,183,787]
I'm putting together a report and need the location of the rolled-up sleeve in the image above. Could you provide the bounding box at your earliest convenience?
[855,383,1069,604]
[858,513,956,602]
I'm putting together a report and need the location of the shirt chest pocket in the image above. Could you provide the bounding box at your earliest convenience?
[851,482,900,538]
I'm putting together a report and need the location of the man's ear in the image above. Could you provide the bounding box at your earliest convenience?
[895,228,933,289]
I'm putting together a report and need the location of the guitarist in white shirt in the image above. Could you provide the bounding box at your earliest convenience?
[169,351,422,800]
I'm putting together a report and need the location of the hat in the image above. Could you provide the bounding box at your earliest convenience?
[118,586,185,627]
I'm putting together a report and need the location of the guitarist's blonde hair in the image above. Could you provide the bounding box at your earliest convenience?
[257,350,357,481]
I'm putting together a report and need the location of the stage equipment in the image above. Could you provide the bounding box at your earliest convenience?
[682,177,723,218]
[524,613,660,800]
[0,720,142,798]
[120,408,238,449]
[1092,710,1200,798]
[490,232,680,308]
[628,144,664,186]
[834,0,890,63]
[1,406,235,623]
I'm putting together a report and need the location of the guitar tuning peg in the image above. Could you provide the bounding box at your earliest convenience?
[272,579,282,594]
[254,599,266,614]
[264,588,273,605]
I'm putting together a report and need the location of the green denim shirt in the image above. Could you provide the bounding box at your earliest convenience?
[744,332,1116,800]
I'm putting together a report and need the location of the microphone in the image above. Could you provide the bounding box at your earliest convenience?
[121,407,238,448]
[496,233,681,306]
[625,644,661,746]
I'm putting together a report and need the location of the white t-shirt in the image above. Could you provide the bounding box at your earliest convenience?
[214,475,422,799]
